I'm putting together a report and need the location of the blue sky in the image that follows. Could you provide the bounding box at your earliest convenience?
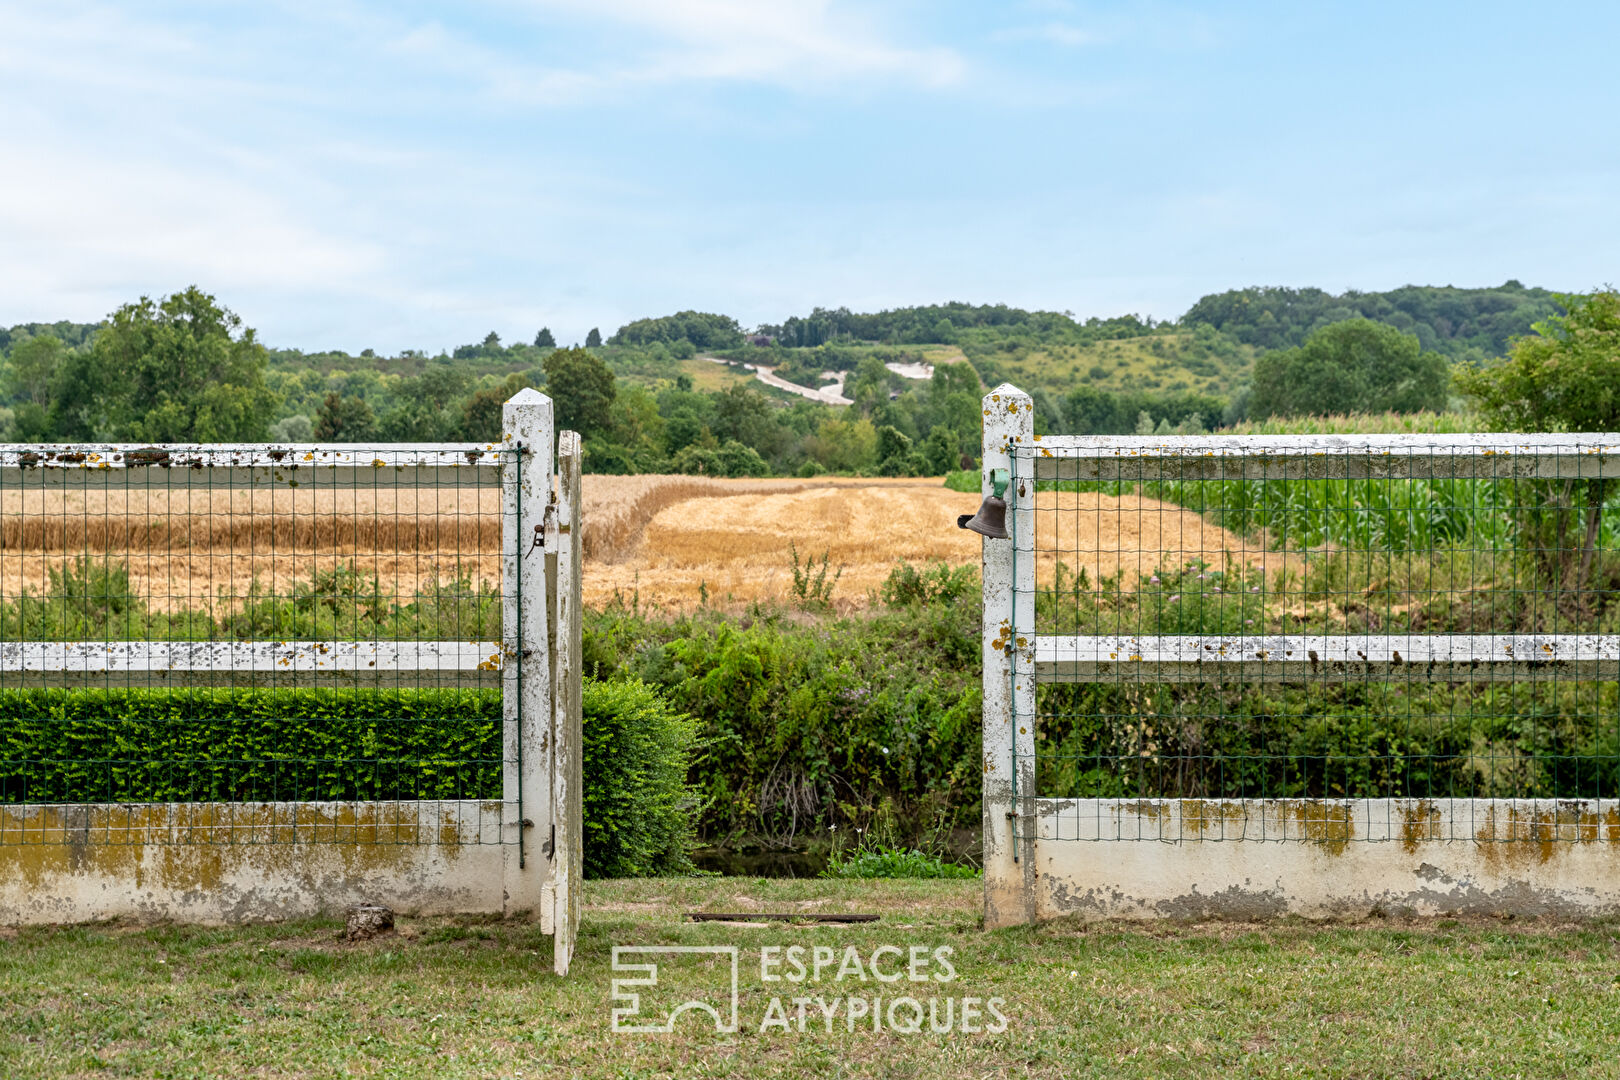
[2,1,1617,352]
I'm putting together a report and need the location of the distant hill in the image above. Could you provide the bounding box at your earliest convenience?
[1179,282,1562,361]
[0,321,100,352]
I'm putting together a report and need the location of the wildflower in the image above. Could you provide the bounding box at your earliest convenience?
[1168,595,1180,602]
[1150,576,1160,584]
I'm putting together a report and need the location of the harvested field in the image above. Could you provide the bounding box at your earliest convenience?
[0,477,1281,613]
[1033,491,1293,590]
[0,488,500,614]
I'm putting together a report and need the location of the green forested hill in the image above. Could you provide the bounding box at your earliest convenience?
[1180,281,1560,361]
[0,280,1577,469]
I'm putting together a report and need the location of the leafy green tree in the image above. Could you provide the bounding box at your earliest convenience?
[717,440,769,477]
[850,355,891,414]
[415,366,471,411]
[712,384,783,460]
[534,327,557,348]
[542,346,616,438]
[6,334,62,407]
[585,328,603,348]
[612,311,743,349]
[57,287,279,441]
[483,331,501,349]
[1456,290,1620,593]
[6,334,65,441]
[313,392,377,441]
[923,427,960,473]
[1250,319,1448,418]
[378,400,451,441]
[1455,291,1620,433]
[458,373,529,441]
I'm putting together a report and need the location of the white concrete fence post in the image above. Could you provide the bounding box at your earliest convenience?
[502,388,554,916]
[981,383,1037,928]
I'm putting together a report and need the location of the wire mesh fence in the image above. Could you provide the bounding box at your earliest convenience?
[0,445,515,844]
[1011,434,1620,844]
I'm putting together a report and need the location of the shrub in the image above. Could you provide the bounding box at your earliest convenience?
[592,565,985,844]
[0,681,700,879]
[881,561,977,608]
[580,678,700,878]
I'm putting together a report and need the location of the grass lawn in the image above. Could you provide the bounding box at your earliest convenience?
[4,878,1620,1078]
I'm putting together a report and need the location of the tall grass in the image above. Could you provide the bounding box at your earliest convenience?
[0,557,501,642]
[1219,410,1481,435]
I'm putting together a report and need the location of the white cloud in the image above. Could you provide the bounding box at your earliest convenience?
[501,0,965,96]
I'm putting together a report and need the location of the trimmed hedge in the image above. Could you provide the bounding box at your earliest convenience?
[0,682,696,878]
[580,679,699,877]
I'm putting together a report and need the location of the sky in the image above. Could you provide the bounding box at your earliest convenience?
[2,0,1617,353]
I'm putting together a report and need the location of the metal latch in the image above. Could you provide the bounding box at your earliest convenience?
[529,504,557,554]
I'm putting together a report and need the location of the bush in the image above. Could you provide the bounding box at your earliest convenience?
[580,678,700,878]
[0,681,700,879]
[880,561,977,608]
[0,687,501,805]
[589,564,984,844]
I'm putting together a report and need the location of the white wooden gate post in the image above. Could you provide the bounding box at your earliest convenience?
[981,384,1037,927]
[547,430,584,975]
[502,389,554,916]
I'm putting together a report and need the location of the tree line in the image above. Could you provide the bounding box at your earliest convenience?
[0,283,1609,474]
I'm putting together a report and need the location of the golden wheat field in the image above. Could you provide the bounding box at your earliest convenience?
[0,478,1274,612]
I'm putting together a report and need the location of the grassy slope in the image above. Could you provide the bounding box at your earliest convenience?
[5,879,1619,1079]
[962,333,1257,399]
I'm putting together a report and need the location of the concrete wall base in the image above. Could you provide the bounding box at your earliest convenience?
[1,801,513,924]
[1033,798,1620,920]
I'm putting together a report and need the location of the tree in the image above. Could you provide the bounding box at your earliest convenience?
[1250,319,1448,419]
[1456,290,1620,593]
[6,334,64,441]
[313,392,377,441]
[534,327,557,348]
[542,346,616,438]
[483,331,501,349]
[585,327,603,348]
[58,286,279,441]
[6,334,62,407]
[611,311,743,349]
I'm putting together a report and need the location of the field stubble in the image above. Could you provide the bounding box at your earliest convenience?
[0,478,1276,613]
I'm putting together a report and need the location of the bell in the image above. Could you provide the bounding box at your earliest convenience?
[958,494,1009,539]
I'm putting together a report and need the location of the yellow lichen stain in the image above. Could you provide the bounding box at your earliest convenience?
[1122,800,1168,823]
[1178,799,1247,839]
[1399,799,1441,855]
[1472,803,1620,869]
[0,801,485,898]
[1290,800,1353,855]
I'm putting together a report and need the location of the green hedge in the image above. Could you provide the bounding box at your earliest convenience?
[580,679,699,877]
[0,682,695,878]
